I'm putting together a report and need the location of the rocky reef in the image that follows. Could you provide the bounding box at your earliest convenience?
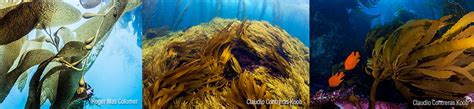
[143,18,309,108]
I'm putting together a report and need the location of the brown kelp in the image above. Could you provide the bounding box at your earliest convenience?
[143,18,309,108]
[0,0,139,108]
[366,12,474,108]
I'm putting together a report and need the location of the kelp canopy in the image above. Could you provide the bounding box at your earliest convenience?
[366,12,474,108]
[0,0,140,108]
[143,18,309,108]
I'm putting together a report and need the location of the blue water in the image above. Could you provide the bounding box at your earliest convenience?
[0,4,143,109]
[82,5,143,109]
[143,0,310,46]
[362,0,442,27]
[310,0,474,104]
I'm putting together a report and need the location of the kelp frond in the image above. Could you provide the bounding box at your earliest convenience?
[0,0,134,108]
[143,18,309,108]
[223,71,272,109]
[143,21,247,108]
[366,12,474,108]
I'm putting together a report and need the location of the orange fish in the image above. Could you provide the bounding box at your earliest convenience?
[329,72,345,87]
[344,51,360,71]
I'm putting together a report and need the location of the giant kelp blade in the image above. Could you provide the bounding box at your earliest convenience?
[409,36,474,61]
[414,69,455,79]
[0,2,19,18]
[436,12,474,43]
[74,0,128,42]
[125,0,142,12]
[52,68,83,109]
[0,37,25,74]
[419,50,464,67]
[395,25,425,63]
[0,2,80,45]
[49,41,88,108]
[26,41,88,108]
[25,57,54,109]
[56,27,75,43]
[36,2,81,29]
[40,66,66,105]
[418,15,451,47]
[441,66,474,82]
[16,71,28,92]
[0,49,54,103]
[0,3,40,45]
[56,41,88,58]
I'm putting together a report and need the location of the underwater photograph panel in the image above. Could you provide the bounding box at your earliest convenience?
[142,0,310,108]
[311,0,474,108]
[0,0,142,108]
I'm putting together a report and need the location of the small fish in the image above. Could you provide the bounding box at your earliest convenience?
[80,0,101,9]
[329,72,344,88]
[344,51,360,71]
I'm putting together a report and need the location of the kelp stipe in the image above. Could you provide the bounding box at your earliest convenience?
[366,12,474,108]
[0,0,140,108]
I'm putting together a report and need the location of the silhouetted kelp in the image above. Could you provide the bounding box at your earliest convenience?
[272,0,281,24]
[172,0,191,30]
[236,0,246,20]
[155,0,306,32]
[259,0,268,20]
[143,18,309,108]
[215,0,223,17]
[443,0,468,21]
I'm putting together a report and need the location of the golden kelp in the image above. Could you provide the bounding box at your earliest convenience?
[143,18,309,108]
[366,12,474,108]
[0,0,139,108]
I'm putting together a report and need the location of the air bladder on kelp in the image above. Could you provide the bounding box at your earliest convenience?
[80,0,101,9]
[0,0,139,108]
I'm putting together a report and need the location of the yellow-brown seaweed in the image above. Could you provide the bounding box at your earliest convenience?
[366,12,474,108]
[143,18,309,108]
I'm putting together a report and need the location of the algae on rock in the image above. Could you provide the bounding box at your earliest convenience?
[143,18,309,108]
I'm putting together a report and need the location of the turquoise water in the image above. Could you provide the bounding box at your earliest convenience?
[82,5,143,109]
[143,0,310,46]
[0,4,143,109]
